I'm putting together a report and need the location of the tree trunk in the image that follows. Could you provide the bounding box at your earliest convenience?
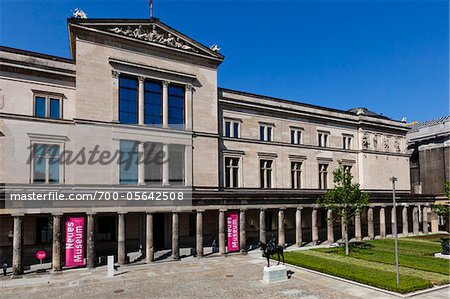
[344,222,349,256]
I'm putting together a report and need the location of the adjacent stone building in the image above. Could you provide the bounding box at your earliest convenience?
[0,17,435,275]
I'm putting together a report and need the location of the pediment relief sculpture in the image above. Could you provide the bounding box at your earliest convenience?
[108,25,198,53]
[362,133,370,149]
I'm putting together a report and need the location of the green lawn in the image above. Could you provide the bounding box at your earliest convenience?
[283,235,450,294]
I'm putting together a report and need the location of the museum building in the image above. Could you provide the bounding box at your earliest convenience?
[0,17,437,274]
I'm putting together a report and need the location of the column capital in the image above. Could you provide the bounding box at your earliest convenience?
[259,207,267,211]
[138,76,145,82]
[146,211,154,215]
[186,84,193,91]
[240,208,247,212]
[86,211,97,216]
[52,213,64,217]
[297,206,304,211]
[278,207,286,211]
[162,80,170,87]
[117,211,128,215]
[111,70,120,78]
[219,209,227,212]
[196,209,205,213]
[11,213,25,217]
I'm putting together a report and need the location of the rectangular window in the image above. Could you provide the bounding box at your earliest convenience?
[144,80,163,126]
[225,121,231,137]
[32,144,61,184]
[233,122,239,138]
[291,161,302,189]
[34,95,62,119]
[168,85,185,128]
[319,164,328,189]
[260,159,273,188]
[224,119,240,138]
[169,144,185,185]
[343,135,353,149]
[290,128,303,145]
[144,142,163,185]
[225,157,240,188]
[259,124,274,142]
[318,132,329,147]
[119,76,138,124]
[119,140,139,185]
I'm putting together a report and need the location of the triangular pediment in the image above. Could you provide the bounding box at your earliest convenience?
[68,18,224,62]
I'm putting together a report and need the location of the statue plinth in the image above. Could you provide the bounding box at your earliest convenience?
[262,265,288,284]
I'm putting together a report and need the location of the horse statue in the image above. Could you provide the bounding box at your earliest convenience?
[258,237,284,267]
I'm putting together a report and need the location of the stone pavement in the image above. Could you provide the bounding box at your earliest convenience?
[0,252,448,299]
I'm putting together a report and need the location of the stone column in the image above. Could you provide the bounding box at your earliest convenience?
[278,209,285,247]
[259,209,266,243]
[138,76,145,125]
[162,80,169,128]
[138,142,145,185]
[327,209,334,243]
[368,207,374,240]
[431,210,439,233]
[185,84,193,131]
[52,213,62,271]
[219,210,226,255]
[312,208,319,244]
[422,206,429,234]
[196,210,204,258]
[111,70,120,123]
[145,212,154,263]
[379,206,386,239]
[412,206,419,235]
[295,207,302,247]
[162,144,170,186]
[118,212,126,265]
[355,212,361,241]
[402,205,409,236]
[172,212,179,260]
[240,209,246,253]
[12,214,23,275]
[86,212,96,269]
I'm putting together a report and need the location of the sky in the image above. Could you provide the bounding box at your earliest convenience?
[0,0,448,122]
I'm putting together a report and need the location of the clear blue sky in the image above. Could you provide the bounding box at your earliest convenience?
[1,0,448,122]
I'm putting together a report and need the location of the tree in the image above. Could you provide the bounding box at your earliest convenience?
[317,161,369,255]
[431,181,450,232]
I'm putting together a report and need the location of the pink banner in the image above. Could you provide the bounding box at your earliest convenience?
[65,217,85,267]
[226,212,239,252]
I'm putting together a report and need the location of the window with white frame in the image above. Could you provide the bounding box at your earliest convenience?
[259,124,274,142]
[224,119,240,138]
[318,163,328,189]
[34,94,62,119]
[32,144,61,184]
[318,132,329,147]
[291,161,302,189]
[342,135,353,149]
[260,159,273,188]
[290,127,303,145]
[224,156,240,188]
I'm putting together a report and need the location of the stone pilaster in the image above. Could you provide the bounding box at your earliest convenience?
[185,84,193,130]
[422,206,429,234]
[379,206,386,239]
[402,205,409,236]
[86,212,96,269]
[118,212,126,265]
[355,212,361,241]
[196,210,204,258]
[138,76,145,125]
[412,206,419,235]
[259,209,266,243]
[146,212,154,263]
[367,207,374,240]
[12,214,24,275]
[278,209,285,247]
[219,210,226,255]
[138,142,145,185]
[162,80,169,128]
[172,212,179,260]
[111,70,120,123]
[327,209,334,243]
[52,213,62,272]
[295,207,302,247]
[162,144,170,186]
[312,208,318,244]
[240,209,246,253]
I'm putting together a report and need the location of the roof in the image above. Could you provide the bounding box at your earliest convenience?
[408,115,450,132]
[0,45,73,64]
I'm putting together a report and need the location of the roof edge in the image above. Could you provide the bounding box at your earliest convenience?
[0,45,74,64]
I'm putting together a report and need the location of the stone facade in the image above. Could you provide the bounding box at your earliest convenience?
[0,17,435,274]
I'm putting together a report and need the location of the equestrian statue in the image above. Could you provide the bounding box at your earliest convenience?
[258,236,285,267]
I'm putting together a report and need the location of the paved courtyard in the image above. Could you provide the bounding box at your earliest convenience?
[0,251,448,299]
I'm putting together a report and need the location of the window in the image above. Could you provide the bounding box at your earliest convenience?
[169,144,185,185]
[144,80,163,126]
[32,144,61,184]
[119,140,139,185]
[119,76,138,124]
[342,135,353,149]
[224,157,240,188]
[144,142,163,185]
[290,128,303,145]
[260,124,273,142]
[318,132,329,147]
[224,119,240,138]
[291,161,302,189]
[319,164,328,189]
[260,159,273,188]
[34,95,62,119]
[168,85,185,128]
